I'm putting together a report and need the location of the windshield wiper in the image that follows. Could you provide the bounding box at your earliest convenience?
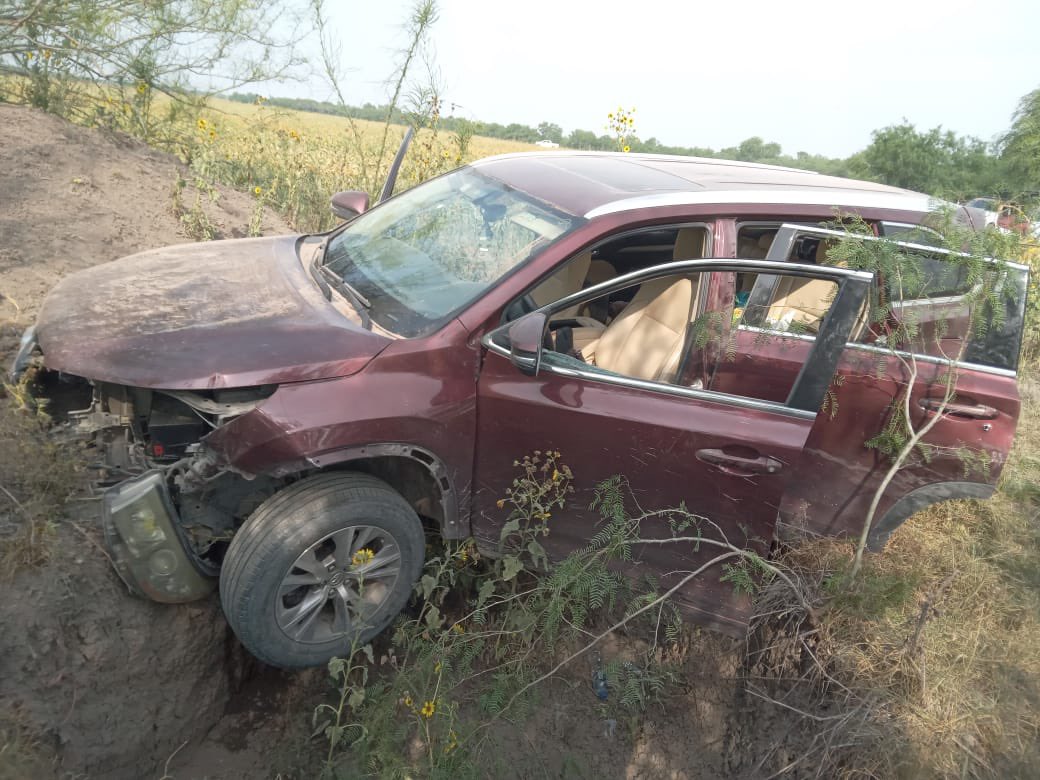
[309,252,332,300]
[313,245,372,329]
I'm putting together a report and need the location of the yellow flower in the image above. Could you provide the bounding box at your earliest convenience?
[26,51,34,61]
[136,82,147,95]
[552,469,560,482]
[209,130,216,140]
[253,186,263,195]
[402,694,413,708]
[420,700,436,718]
[42,49,51,60]
[434,661,442,673]
[495,499,505,509]
[351,547,375,566]
[622,145,631,153]
[452,622,464,634]
[196,118,207,130]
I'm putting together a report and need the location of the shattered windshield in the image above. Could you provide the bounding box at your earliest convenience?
[323,168,580,336]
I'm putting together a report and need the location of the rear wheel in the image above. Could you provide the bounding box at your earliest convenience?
[219,472,424,668]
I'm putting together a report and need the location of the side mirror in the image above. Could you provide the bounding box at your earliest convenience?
[330,191,370,222]
[507,311,547,376]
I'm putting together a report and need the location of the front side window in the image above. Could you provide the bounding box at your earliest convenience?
[323,169,580,336]
[534,267,846,409]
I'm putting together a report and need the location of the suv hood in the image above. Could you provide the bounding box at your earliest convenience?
[35,235,392,389]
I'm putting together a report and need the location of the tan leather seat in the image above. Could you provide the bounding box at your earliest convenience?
[529,250,592,309]
[763,241,836,333]
[569,229,703,352]
[581,276,696,382]
[673,227,706,260]
[737,232,775,259]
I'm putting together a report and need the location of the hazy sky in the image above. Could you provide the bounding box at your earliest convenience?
[290,0,1040,159]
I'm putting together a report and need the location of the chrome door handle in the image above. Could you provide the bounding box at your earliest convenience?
[918,398,998,420]
[695,448,783,476]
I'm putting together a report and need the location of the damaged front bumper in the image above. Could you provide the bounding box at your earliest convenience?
[102,471,215,603]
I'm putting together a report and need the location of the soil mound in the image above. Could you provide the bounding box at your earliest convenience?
[0,105,292,779]
[0,103,289,357]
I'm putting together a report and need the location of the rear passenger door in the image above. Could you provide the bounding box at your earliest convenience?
[713,223,1028,545]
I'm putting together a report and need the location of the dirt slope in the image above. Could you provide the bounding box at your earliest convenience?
[0,103,289,357]
[0,105,293,779]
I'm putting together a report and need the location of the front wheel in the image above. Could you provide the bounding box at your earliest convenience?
[219,472,425,668]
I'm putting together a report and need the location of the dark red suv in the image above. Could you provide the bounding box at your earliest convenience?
[15,153,1028,668]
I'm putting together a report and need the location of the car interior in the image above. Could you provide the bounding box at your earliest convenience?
[503,224,853,390]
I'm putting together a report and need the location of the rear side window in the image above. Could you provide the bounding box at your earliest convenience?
[767,224,1029,373]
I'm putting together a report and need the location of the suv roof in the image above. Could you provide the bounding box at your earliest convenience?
[473,152,936,219]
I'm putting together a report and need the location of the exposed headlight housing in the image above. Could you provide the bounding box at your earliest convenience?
[9,325,38,382]
[102,471,215,602]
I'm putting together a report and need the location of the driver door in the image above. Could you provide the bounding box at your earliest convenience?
[471,259,872,632]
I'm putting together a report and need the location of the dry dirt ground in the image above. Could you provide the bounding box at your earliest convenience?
[0,105,845,780]
[0,104,308,780]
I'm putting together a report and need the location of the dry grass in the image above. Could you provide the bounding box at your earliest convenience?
[0,711,56,780]
[760,371,1040,778]
[199,95,535,160]
[183,96,536,232]
[0,381,83,574]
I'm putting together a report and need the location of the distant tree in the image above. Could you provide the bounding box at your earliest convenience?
[733,136,782,162]
[1000,86,1040,192]
[537,121,563,144]
[857,121,1002,198]
[501,122,537,142]
[565,128,600,149]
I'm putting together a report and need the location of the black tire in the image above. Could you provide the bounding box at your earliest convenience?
[219,472,424,668]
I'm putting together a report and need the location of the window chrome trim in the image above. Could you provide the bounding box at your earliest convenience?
[842,341,1018,378]
[585,189,940,220]
[878,221,943,243]
[480,333,817,421]
[889,294,971,310]
[740,324,1019,378]
[739,324,817,343]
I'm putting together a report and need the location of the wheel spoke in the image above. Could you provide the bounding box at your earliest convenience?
[332,525,380,568]
[350,526,377,554]
[357,546,401,580]
[331,527,357,563]
[291,549,330,578]
[279,587,328,640]
[331,585,355,635]
[280,571,323,590]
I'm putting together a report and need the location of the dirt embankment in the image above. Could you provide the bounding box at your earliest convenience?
[0,105,297,779]
[0,104,289,342]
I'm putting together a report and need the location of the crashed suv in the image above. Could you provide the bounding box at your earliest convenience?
[14,152,1028,668]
